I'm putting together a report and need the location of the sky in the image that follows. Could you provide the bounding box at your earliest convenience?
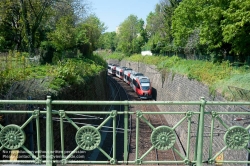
[89,0,160,32]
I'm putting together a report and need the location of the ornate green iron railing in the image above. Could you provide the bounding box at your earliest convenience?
[0,96,250,165]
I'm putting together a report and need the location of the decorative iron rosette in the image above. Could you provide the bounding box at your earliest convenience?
[151,126,176,150]
[224,126,250,150]
[0,125,26,150]
[75,126,101,151]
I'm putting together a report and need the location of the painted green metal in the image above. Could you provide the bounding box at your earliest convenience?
[35,110,41,164]
[124,102,128,163]
[135,110,140,164]
[196,97,206,166]
[46,96,53,166]
[224,126,250,150]
[0,96,250,165]
[151,126,176,150]
[209,111,216,162]
[186,111,193,162]
[59,110,65,161]
[112,110,117,164]
[0,108,42,164]
[0,125,26,150]
[75,126,101,151]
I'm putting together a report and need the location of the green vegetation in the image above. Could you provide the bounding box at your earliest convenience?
[0,0,105,60]
[97,0,250,100]
[0,1,107,96]
[102,52,125,62]
[102,52,249,100]
[1,0,249,100]
[97,0,250,64]
[0,52,106,95]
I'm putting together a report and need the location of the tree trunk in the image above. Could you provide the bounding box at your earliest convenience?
[20,0,34,57]
[20,0,50,57]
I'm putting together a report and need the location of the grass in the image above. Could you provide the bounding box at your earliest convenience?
[101,52,125,61]
[0,53,107,96]
[100,52,250,100]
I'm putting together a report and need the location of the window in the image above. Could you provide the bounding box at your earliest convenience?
[141,83,150,90]
[133,79,140,89]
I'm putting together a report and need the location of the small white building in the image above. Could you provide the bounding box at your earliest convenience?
[141,51,153,56]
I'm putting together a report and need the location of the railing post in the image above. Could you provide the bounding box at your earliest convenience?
[113,110,117,163]
[196,97,206,166]
[46,96,53,166]
[124,101,128,163]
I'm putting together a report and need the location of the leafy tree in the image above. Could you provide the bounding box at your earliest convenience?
[172,0,199,47]
[0,0,89,56]
[98,32,117,51]
[221,0,250,61]
[145,5,166,54]
[198,0,232,61]
[172,0,250,62]
[48,16,76,51]
[39,0,89,63]
[19,0,55,57]
[0,0,22,51]
[145,0,179,54]
[76,14,106,57]
[171,0,202,58]
[116,15,145,55]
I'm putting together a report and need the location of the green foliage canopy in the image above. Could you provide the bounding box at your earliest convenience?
[98,32,117,51]
[116,15,146,55]
[48,16,77,51]
[172,0,250,61]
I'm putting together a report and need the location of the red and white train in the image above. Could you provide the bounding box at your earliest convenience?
[129,72,152,99]
[115,66,129,79]
[108,64,118,75]
[108,64,152,99]
[123,68,133,84]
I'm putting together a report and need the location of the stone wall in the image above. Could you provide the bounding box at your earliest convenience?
[108,59,248,165]
[1,71,108,160]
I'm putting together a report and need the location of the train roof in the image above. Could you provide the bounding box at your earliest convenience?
[121,66,128,69]
[131,70,143,76]
[138,76,150,82]
[124,68,132,71]
[124,68,133,71]
[130,71,144,79]
[108,64,118,66]
[124,69,132,74]
[133,72,144,76]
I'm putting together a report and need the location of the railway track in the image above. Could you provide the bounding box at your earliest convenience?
[137,104,183,165]
[95,74,130,162]
[110,74,185,165]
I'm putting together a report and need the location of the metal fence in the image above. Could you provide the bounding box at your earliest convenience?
[0,96,250,165]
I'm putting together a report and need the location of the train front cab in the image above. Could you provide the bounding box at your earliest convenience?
[132,77,152,99]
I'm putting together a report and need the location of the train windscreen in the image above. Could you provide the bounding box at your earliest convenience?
[141,83,150,90]
[140,79,150,90]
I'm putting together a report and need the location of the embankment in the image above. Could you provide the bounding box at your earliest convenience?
[108,59,247,164]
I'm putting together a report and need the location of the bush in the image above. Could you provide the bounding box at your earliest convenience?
[0,52,106,95]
